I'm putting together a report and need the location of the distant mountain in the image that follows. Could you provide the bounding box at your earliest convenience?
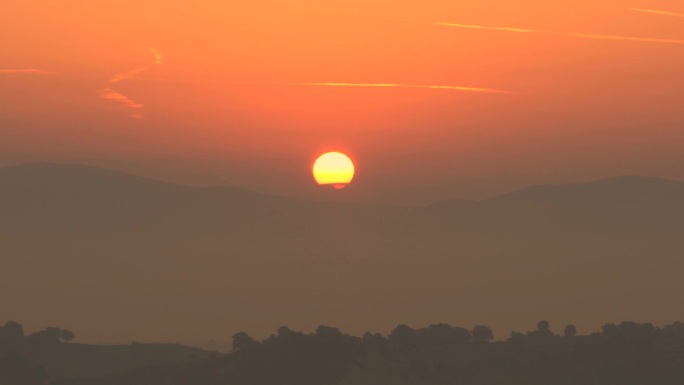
[491,175,684,203]
[416,176,684,232]
[0,162,273,232]
[1,163,683,343]
[487,175,684,228]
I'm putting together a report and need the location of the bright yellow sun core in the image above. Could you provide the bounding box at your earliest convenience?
[313,152,355,189]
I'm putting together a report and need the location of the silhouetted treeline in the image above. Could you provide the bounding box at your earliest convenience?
[42,320,684,385]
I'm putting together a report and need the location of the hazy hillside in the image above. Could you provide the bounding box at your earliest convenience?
[1,163,683,342]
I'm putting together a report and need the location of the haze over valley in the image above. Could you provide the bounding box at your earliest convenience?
[2,163,682,343]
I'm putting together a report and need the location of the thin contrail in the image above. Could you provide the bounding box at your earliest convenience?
[0,69,53,75]
[294,82,510,94]
[433,22,684,45]
[141,79,510,94]
[630,8,684,18]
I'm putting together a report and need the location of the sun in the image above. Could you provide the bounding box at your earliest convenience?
[312,152,355,189]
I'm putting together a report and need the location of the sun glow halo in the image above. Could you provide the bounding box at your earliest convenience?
[312,152,355,189]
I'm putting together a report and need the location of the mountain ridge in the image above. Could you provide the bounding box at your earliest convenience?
[2,162,682,207]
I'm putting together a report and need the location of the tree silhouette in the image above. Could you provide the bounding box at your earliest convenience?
[0,321,25,347]
[27,327,62,344]
[472,325,494,342]
[536,320,553,338]
[389,324,419,348]
[60,329,76,342]
[3,321,24,338]
[315,325,345,343]
[232,332,255,351]
[564,324,577,337]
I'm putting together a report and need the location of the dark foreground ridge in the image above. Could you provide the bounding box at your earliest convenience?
[3,320,684,385]
[0,322,215,385]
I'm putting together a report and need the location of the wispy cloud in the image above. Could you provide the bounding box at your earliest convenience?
[98,88,145,119]
[433,22,684,45]
[150,48,164,65]
[0,69,54,75]
[99,48,163,118]
[109,68,147,84]
[630,8,684,18]
[292,82,510,94]
[98,88,144,109]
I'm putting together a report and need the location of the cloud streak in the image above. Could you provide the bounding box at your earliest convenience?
[433,22,684,45]
[98,88,145,118]
[0,69,54,75]
[292,82,509,94]
[150,48,164,65]
[99,48,163,118]
[98,88,144,109]
[109,68,147,84]
[630,8,684,18]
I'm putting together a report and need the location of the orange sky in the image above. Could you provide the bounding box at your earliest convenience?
[1,0,683,204]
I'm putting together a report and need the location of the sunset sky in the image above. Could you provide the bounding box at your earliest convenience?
[2,0,683,204]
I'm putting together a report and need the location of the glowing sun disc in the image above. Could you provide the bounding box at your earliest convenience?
[313,152,355,188]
